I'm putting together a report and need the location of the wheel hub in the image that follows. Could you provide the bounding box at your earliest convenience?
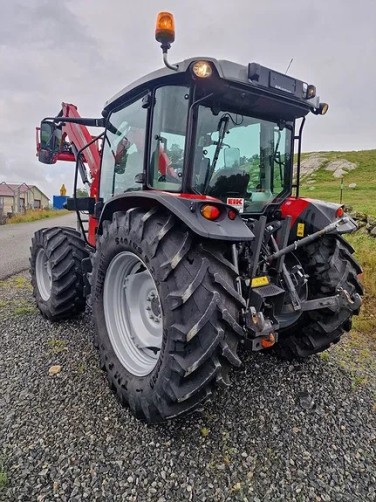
[150,295,161,319]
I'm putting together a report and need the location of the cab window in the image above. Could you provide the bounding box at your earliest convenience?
[149,86,190,191]
[100,96,147,202]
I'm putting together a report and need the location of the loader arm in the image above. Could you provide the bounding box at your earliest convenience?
[36,102,104,245]
[36,102,102,199]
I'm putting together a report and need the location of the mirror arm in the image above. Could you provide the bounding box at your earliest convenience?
[42,117,105,127]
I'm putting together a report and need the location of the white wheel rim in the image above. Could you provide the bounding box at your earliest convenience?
[36,248,52,301]
[103,251,163,377]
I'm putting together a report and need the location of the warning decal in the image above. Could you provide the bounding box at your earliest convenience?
[297,222,305,237]
[227,197,244,213]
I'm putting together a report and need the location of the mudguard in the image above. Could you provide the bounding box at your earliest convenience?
[97,191,254,242]
[281,197,357,240]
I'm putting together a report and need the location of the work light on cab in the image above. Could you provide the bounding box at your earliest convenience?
[192,61,213,78]
[306,84,316,99]
[319,103,329,115]
[313,102,329,115]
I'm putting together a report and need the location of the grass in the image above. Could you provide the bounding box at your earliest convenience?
[0,275,35,318]
[0,275,32,291]
[297,150,376,395]
[13,302,37,316]
[0,460,7,489]
[328,231,376,396]
[347,231,376,346]
[48,339,68,354]
[298,149,376,345]
[7,208,69,224]
[0,283,36,316]
[299,149,376,215]
[76,362,87,374]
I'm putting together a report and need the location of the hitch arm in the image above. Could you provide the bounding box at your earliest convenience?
[267,217,350,263]
[281,288,362,315]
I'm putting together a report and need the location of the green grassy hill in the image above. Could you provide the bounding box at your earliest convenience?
[298,149,376,215]
[295,150,376,395]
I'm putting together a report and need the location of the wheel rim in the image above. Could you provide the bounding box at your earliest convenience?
[103,251,163,377]
[36,248,52,301]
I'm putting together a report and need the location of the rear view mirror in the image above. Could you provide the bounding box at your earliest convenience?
[224,147,240,169]
[38,120,62,164]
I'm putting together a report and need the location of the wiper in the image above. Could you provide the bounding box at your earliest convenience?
[203,115,229,191]
[273,128,282,166]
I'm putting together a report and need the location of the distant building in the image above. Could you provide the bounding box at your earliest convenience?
[0,182,50,215]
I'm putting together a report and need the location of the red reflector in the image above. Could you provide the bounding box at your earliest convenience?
[228,209,237,220]
[336,207,344,218]
[260,333,276,349]
[201,204,221,221]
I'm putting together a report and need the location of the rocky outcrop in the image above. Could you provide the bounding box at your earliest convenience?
[344,207,376,237]
[326,160,357,178]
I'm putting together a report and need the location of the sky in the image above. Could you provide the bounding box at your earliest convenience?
[0,0,375,198]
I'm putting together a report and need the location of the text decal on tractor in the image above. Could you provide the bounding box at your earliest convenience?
[31,11,362,424]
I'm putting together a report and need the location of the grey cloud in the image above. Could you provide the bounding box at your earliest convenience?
[0,0,375,198]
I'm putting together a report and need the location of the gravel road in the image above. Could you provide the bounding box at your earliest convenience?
[1,272,375,501]
[0,213,77,280]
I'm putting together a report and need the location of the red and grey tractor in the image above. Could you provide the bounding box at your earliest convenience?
[31,12,362,423]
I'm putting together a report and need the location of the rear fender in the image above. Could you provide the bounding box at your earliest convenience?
[97,192,254,242]
[281,197,357,240]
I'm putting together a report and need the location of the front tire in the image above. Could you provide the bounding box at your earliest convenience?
[30,227,88,321]
[274,235,363,359]
[92,208,245,423]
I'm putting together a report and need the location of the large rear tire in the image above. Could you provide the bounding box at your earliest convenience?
[30,227,88,321]
[92,208,245,423]
[274,235,363,360]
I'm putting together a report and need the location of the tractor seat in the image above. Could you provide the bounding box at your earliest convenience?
[208,168,250,198]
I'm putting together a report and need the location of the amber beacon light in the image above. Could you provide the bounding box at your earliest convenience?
[155,12,175,46]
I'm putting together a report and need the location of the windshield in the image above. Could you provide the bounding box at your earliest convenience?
[192,105,293,213]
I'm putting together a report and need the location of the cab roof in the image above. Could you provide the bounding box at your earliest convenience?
[103,57,321,119]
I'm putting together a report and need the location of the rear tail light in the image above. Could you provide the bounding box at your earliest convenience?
[201,204,221,221]
[228,209,237,220]
[336,207,344,218]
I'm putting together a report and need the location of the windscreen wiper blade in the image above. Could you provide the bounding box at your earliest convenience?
[203,115,229,191]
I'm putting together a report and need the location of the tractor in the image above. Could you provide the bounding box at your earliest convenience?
[30,12,362,423]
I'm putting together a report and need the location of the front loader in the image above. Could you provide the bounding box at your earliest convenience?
[30,12,362,423]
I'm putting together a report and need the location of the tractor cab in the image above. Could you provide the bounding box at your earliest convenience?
[97,13,328,217]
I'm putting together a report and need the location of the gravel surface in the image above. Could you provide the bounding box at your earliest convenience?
[0,213,76,280]
[1,272,375,501]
